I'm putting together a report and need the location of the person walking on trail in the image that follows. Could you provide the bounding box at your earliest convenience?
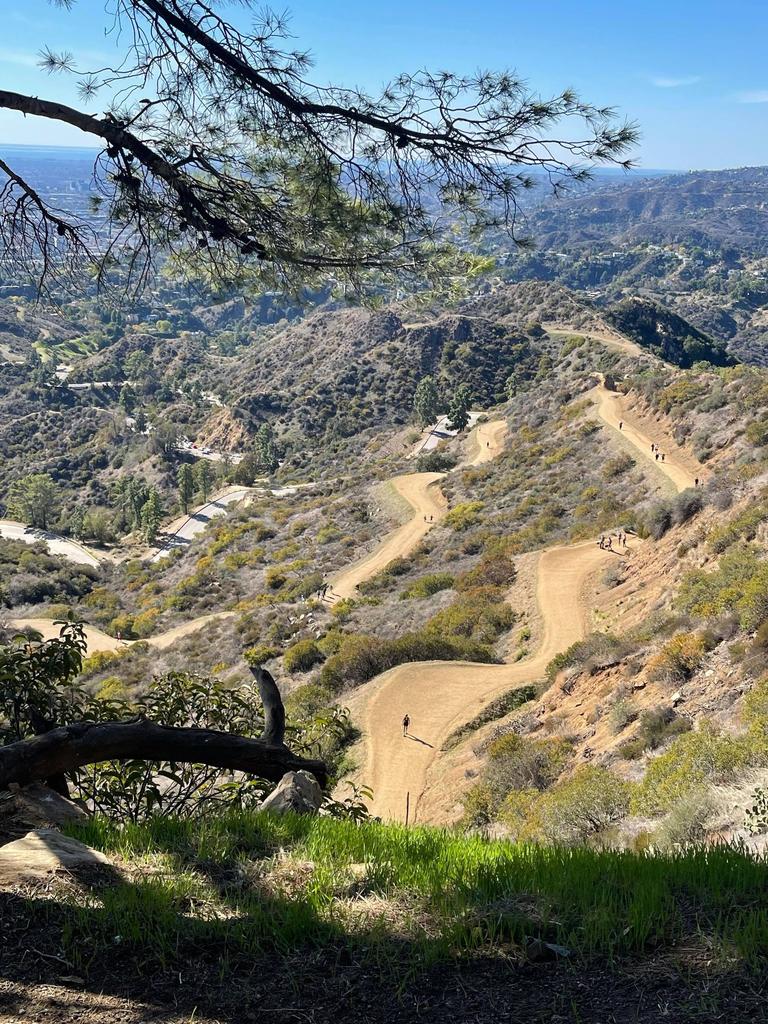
[605,536,613,551]
[619,420,623,430]
[661,453,665,462]
[598,534,604,549]
[655,452,659,461]
[650,443,655,452]
[695,477,699,487]
[402,714,410,737]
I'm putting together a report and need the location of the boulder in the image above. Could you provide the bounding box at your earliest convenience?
[1,783,89,848]
[0,829,113,887]
[261,771,324,815]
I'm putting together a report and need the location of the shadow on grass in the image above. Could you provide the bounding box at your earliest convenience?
[2,819,768,1023]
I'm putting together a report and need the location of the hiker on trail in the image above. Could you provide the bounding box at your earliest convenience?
[623,535,628,548]
[650,443,655,452]
[487,441,490,448]
[619,421,623,430]
[402,714,410,737]
[655,452,659,461]
[116,631,122,643]
[605,536,613,551]
[661,453,665,462]
[695,477,699,487]
[598,535,604,549]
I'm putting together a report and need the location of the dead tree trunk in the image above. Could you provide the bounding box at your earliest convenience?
[0,720,327,791]
[249,664,285,746]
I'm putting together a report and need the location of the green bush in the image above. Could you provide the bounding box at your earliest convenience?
[485,733,571,796]
[426,591,515,644]
[546,633,630,684]
[283,639,325,674]
[320,631,496,692]
[400,573,454,600]
[655,790,717,849]
[445,501,485,532]
[617,707,691,759]
[244,643,279,666]
[455,555,516,591]
[602,453,634,479]
[534,767,632,845]
[631,727,756,815]
[646,631,710,683]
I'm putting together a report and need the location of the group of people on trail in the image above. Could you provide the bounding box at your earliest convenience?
[598,531,627,551]
[423,514,435,522]
[650,442,667,464]
[316,581,331,600]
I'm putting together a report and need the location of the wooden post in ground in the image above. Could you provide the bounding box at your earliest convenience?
[405,791,410,826]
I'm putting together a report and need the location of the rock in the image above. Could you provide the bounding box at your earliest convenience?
[1,784,89,847]
[261,771,324,815]
[0,829,113,887]
[671,690,684,706]
[6,783,88,827]
[524,937,572,962]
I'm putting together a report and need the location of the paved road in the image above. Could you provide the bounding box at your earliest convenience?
[151,487,257,561]
[0,520,101,569]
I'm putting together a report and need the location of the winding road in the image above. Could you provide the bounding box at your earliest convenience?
[0,521,102,569]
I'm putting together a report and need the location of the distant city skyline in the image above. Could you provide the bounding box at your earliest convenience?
[1,0,767,169]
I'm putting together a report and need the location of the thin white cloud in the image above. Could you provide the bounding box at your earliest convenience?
[0,49,39,68]
[735,89,768,103]
[650,75,701,88]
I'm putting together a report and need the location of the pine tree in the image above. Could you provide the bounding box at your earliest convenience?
[7,474,58,530]
[447,383,473,432]
[140,489,162,545]
[413,375,441,427]
[177,463,195,514]
[195,460,213,502]
[255,424,279,473]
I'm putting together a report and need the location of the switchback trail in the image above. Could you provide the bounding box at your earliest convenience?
[330,473,447,600]
[350,381,706,822]
[355,540,614,822]
[593,380,702,492]
[330,420,507,600]
[10,613,234,655]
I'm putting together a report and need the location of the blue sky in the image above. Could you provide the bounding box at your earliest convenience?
[2,0,767,168]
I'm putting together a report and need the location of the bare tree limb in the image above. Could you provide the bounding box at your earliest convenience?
[0,719,327,791]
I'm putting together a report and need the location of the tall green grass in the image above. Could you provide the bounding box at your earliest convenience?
[56,813,768,973]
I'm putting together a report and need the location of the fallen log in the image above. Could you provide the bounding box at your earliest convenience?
[0,719,327,791]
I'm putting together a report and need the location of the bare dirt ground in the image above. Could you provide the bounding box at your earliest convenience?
[352,540,615,822]
[9,613,234,655]
[330,473,447,600]
[592,380,703,491]
[346,380,706,824]
[461,419,508,466]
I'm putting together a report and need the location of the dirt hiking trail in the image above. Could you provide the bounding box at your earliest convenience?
[330,473,447,600]
[351,380,706,822]
[9,613,234,655]
[462,419,508,466]
[593,380,703,492]
[354,540,613,822]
